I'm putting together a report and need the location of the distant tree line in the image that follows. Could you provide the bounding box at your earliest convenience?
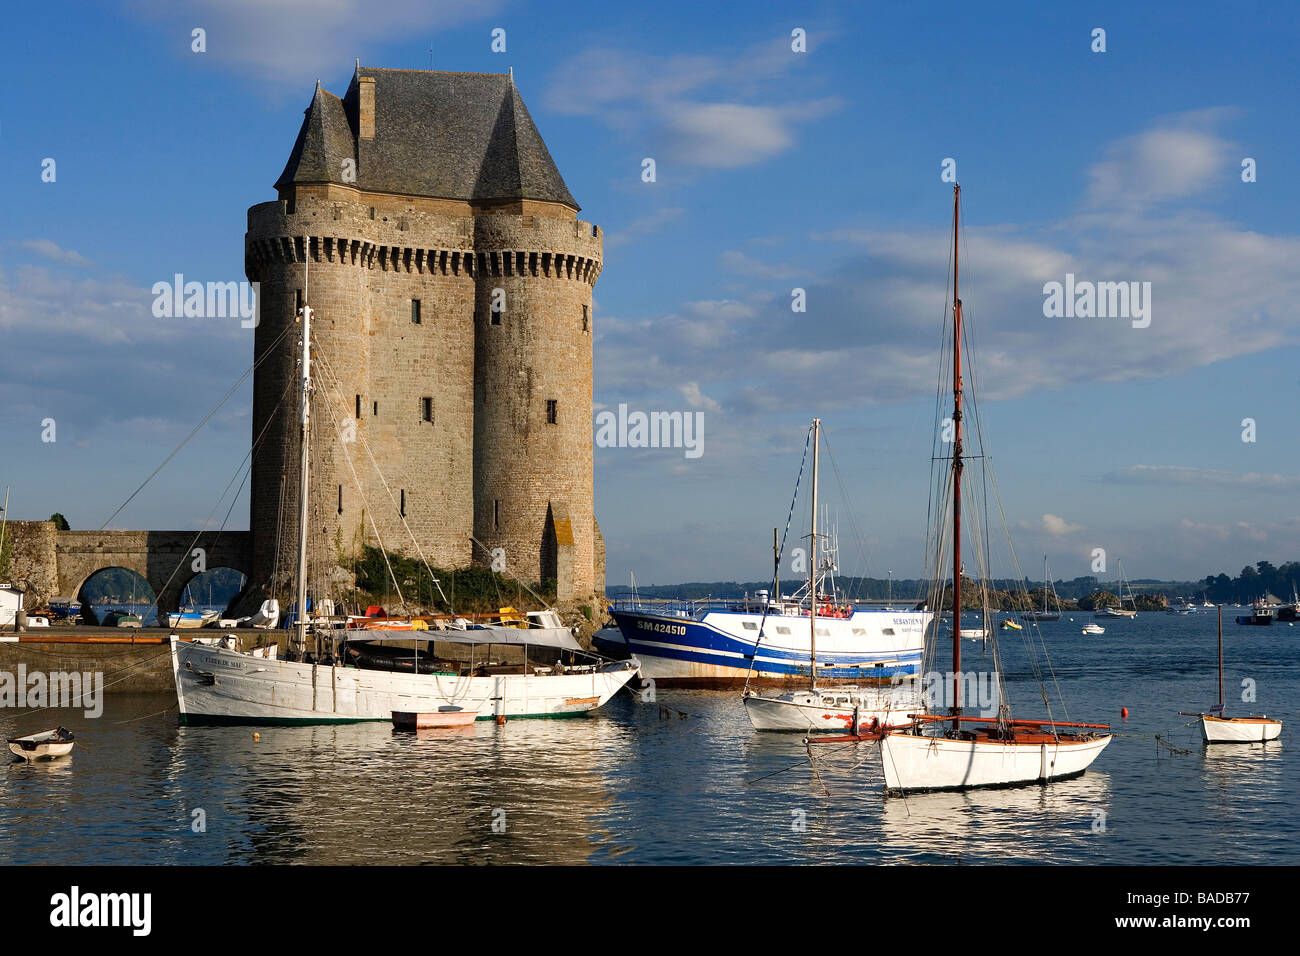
[610,562,1300,607]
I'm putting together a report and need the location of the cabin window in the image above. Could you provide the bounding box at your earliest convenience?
[582,304,589,332]
[400,489,406,517]
[420,397,433,423]
[881,628,894,636]
[816,627,829,636]
[411,299,422,324]
[853,627,867,636]
[546,399,558,424]
[742,622,758,631]
[776,626,791,635]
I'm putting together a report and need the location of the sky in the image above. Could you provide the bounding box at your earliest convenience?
[1,1,1298,590]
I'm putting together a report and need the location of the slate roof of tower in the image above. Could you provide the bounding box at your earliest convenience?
[274,66,579,210]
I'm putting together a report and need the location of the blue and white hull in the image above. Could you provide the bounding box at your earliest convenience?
[607,605,929,687]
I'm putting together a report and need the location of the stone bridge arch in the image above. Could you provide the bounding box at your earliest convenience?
[56,530,252,619]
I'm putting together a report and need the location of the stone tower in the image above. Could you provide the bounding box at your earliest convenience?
[245,66,603,607]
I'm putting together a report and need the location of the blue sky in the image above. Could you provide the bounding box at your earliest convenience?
[2,1,1298,589]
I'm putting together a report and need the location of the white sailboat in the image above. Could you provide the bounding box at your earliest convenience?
[878,185,1112,793]
[1095,562,1138,618]
[1021,556,1061,621]
[1180,606,1282,744]
[171,239,639,725]
[743,419,925,732]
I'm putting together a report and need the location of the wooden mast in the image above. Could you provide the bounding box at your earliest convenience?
[810,418,820,693]
[293,237,312,656]
[951,185,963,717]
[1217,604,1224,712]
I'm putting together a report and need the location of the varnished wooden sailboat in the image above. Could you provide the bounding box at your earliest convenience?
[877,185,1112,793]
[1180,606,1282,743]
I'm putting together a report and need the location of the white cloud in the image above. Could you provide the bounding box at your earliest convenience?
[1084,110,1236,209]
[11,239,91,266]
[1102,465,1300,493]
[123,0,503,86]
[720,249,801,280]
[1041,514,1083,535]
[543,39,841,170]
[679,382,721,412]
[605,207,684,249]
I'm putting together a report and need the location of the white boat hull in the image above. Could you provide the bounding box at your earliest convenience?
[880,730,1111,793]
[171,638,639,724]
[744,686,923,732]
[1200,715,1282,743]
[8,740,75,760]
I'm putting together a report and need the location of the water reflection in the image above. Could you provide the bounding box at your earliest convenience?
[163,715,631,864]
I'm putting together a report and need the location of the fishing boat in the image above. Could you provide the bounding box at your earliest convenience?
[876,185,1111,793]
[1235,602,1275,626]
[741,421,929,731]
[1021,556,1061,621]
[170,249,639,724]
[1081,623,1104,635]
[1181,606,1282,743]
[8,727,76,761]
[613,422,930,689]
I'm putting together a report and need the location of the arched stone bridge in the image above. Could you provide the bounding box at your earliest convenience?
[3,521,251,618]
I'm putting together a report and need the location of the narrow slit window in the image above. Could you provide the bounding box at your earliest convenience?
[582,304,589,332]
[411,298,421,324]
[355,395,361,419]
[490,309,502,326]
[545,399,558,425]
[338,485,343,514]
[295,289,304,316]
[373,401,378,416]
[493,499,500,530]
[420,397,432,423]
[400,489,406,517]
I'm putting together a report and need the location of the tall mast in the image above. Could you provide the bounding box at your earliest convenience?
[1217,604,1224,711]
[810,418,820,693]
[951,185,963,717]
[294,237,312,655]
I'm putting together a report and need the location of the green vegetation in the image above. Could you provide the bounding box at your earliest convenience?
[48,513,70,531]
[349,545,555,615]
[1077,590,1119,611]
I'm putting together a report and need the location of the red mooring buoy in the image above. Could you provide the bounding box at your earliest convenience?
[1121,707,1129,719]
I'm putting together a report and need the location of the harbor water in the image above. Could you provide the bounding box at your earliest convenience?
[1,612,1294,864]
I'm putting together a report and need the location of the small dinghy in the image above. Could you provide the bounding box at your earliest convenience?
[8,727,76,761]
[392,708,479,730]
[1082,623,1105,635]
